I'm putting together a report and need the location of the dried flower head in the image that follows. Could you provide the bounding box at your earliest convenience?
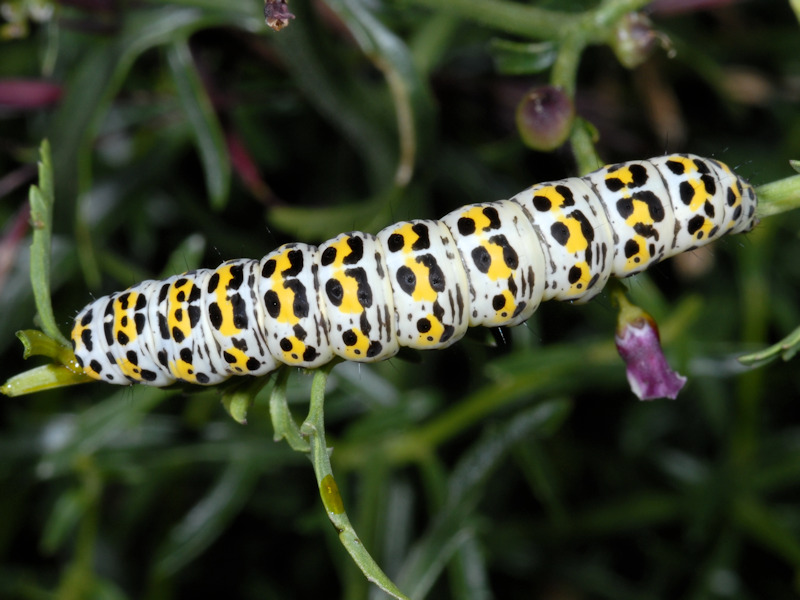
[264,0,295,32]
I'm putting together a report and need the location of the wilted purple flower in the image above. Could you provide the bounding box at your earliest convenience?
[264,0,295,31]
[614,293,686,400]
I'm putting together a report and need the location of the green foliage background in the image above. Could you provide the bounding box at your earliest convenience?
[1,0,800,598]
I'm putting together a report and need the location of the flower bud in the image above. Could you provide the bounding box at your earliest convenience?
[515,85,574,152]
[610,12,666,69]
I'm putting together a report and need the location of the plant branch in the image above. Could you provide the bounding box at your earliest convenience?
[756,171,800,219]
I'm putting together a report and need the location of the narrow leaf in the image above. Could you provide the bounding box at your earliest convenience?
[734,496,800,568]
[40,489,84,554]
[1,364,92,397]
[154,458,262,577]
[270,5,397,189]
[738,324,800,366]
[36,388,168,478]
[399,399,571,597]
[16,329,76,364]
[158,233,206,279]
[326,0,433,186]
[490,39,558,75]
[28,140,69,346]
[220,376,271,425]
[166,39,231,209]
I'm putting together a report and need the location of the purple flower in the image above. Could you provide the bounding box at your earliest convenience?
[264,0,295,31]
[614,293,686,401]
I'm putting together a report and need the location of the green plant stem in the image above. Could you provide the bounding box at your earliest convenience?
[326,0,421,187]
[551,31,583,95]
[756,173,800,218]
[402,0,579,39]
[738,325,800,366]
[731,226,771,468]
[300,367,410,600]
[404,0,652,170]
[57,457,102,600]
[590,0,653,31]
[548,28,601,170]
[403,0,651,41]
[570,119,603,175]
[269,368,310,452]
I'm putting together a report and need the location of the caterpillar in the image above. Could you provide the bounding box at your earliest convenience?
[71,154,757,387]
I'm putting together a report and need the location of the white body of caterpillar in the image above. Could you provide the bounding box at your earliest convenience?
[71,154,757,386]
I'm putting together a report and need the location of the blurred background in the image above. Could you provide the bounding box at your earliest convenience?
[1,0,800,598]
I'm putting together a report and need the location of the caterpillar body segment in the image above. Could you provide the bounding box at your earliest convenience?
[260,243,332,369]
[440,199,546,327]
[377,220,470,350]
[318,232,397,362]
[71,154,758,387]
[511,178,615,303]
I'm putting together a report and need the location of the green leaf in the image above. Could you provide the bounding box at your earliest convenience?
[325,0,435,186]
[268,184,413,241]
[50,6,257,200]
[269,195,393,241]
[16,329,72,363]
[738,324,800,366]
[1,364,93,397]
[153,458,262,577]
[734,495,800,568]
[36,388,168,479]
[514,440,568,525]
[28,140,69,347]
[166,39,231,210]
[398,399,571,597]
[219,376,271,425]
[270,2,398,190]
[490,38,558,75]
[572,492,683,535]
[220,390,254,425]
[158,233,207,279]
[41,489,84,554]
[48,6,261,282]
